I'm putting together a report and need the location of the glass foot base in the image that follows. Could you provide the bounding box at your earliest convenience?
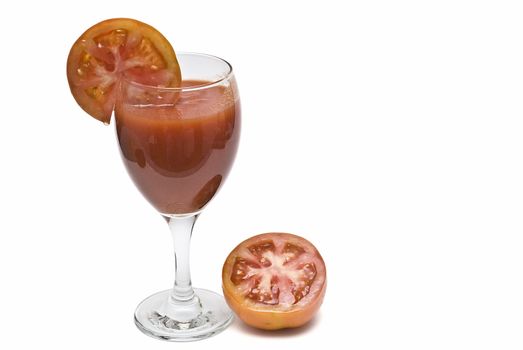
[134,288,233,342]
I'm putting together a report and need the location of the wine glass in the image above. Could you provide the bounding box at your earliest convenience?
[114,52,240,341]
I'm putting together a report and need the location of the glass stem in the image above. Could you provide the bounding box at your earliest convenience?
[163,214,202,322]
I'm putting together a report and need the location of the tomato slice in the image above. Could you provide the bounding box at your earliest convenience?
[222,233,327,330]
[66,18,181,123]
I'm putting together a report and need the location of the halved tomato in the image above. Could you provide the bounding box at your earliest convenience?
[222,233,327,330]
[66,18,181,123]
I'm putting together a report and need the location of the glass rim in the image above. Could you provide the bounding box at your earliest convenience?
[122,52,234,92]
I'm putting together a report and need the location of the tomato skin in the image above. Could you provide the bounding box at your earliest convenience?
[222,232,327,330]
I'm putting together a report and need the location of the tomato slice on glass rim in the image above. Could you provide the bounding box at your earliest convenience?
[66,18,181,123]
[222,233,327,330]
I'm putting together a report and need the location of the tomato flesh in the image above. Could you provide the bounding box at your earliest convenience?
[222,233,326,330]
[231,240,318,305]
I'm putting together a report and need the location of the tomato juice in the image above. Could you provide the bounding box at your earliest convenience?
[115,79,240,214]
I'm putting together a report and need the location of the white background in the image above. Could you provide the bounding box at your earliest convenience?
[0,0,522,349]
